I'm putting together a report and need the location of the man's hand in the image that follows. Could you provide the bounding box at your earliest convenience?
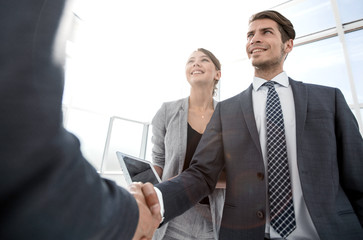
[129,182,161,240]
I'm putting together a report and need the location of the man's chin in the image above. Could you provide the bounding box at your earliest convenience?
[251,61,265,69]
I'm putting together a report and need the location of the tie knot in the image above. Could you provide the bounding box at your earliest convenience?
[263,81,275,90]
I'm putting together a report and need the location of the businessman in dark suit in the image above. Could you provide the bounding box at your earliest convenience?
[0,0,160,239]
[140,10,363,239]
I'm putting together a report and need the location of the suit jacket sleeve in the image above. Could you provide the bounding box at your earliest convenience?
[0,1,139,239]
[335,88,363,226]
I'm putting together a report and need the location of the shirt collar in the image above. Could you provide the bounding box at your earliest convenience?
[252,71,289,91]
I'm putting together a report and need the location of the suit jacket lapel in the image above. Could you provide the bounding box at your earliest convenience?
[289,78,307,162]
[240,84,262,154]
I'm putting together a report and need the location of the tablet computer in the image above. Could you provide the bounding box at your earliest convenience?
[116,151,161,185]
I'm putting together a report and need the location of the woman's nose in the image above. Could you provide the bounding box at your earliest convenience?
[193,61,200,67]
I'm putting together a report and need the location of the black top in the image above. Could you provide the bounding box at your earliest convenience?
[183,123,210,205]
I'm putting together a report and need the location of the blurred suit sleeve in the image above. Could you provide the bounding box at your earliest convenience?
[0,0,139,239]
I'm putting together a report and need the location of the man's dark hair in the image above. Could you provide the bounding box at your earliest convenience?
[249,10,296,43]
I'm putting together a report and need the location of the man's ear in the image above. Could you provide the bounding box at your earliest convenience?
[285,39,294,54]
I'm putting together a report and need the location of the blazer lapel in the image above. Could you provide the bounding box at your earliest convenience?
[178,97,189,173]
[177,98,217,173]
[240,84,262,154]
[289,78,307,161]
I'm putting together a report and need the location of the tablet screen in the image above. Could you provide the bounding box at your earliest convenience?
[117,152,161,185]
[123,156,160,184]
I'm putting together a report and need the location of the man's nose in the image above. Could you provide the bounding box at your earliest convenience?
[250,33,261,44]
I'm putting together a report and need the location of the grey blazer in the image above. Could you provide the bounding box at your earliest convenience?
[156,80,363,240]
[151,97,225,239]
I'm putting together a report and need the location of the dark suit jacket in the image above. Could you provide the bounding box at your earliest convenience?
[157,79,363,239]
[0,0,138,239]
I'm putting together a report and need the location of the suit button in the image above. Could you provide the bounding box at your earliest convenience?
[256,210,264,219]
[257,172,264,180]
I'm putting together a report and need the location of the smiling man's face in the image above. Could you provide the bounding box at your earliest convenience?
[246,18,292,73]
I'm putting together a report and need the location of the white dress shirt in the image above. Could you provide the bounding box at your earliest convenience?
[253,71,319,240]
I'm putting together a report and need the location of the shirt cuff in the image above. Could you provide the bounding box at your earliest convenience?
[154,186,165,223]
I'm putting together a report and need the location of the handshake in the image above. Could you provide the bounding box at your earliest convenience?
[129,182,162,240]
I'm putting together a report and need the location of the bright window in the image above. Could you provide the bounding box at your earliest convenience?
[278,0,335,37]
[285,36,353,103]
[345,30,363,103]
[337,0,363,23]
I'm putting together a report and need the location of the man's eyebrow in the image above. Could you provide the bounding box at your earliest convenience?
[247,30,255,35]
[261,27,275,32]
[247,26,275,35]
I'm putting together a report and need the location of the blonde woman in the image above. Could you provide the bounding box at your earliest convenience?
[151,48,225,240]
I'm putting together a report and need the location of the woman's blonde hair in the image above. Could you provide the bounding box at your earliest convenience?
[196,48,221,96]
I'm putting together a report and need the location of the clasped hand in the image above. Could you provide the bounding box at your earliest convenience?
[129,182,161,240]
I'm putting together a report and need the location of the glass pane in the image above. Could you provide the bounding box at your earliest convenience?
[102,117,149,172]
[337,0,363,24]
[277,0,335,37]
[358,108,363,135]
[64,109,110,171]
[219,60,254,101]
[348,108,362,135]
[345,30,363,103]
[285,36,353,103]
[145,125,153,162]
